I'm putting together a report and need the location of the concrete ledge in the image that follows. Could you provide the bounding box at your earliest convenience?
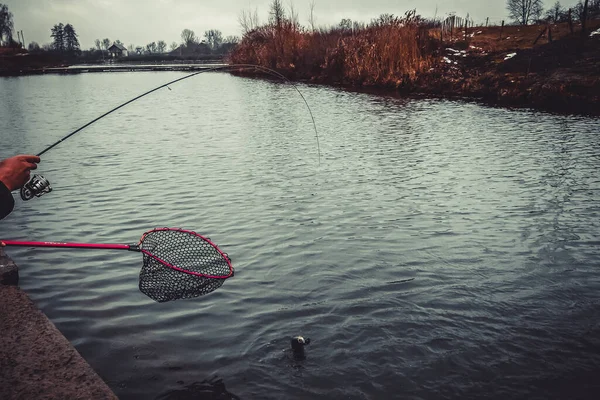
[0,249,118,399]
[0,249,19,285]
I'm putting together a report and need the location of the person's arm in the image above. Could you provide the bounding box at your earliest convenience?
[0,154,41,220]
[0,180,14,220]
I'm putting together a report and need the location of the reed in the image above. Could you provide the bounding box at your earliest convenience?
[229,11,437,88]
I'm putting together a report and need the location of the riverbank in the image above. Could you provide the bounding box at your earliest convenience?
[0,53,226,76]
[0,249,117,399]
[2,22,599,116]
[229,20,600,116]
[408,24,600,115]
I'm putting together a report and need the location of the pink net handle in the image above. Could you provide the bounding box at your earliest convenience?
[1,240,132,250]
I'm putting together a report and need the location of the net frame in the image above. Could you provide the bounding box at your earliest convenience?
[138,228,233,278]
[137,228,234,302]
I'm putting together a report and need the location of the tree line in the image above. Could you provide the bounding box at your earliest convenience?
[507,0,600,26]
[50,23,79,53]
[87,29,238,56]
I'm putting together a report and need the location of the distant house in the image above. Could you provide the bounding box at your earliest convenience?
[108,43,128,58]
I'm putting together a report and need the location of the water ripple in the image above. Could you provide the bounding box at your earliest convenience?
[1,73,599,399]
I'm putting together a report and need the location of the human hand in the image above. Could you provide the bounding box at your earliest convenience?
[0,155,41,191]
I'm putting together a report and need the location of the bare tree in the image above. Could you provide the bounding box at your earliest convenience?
[28,41,40,52]
[170,41,178,51]
[102,38,111,50]
[157,40,166,53]
[545,1,564,21]
[181,29,196,47]
[95,39,101,51]
[204,29,223,50]
[308,0,317,32]
[507,0,544,25]
[238,8,260,34]
[269,0,286,27]
[146,41,157,54]
[289,2,299,30]
[224,35,239,44]
[339,18,352,32]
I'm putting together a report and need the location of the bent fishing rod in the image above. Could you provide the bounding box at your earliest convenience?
[20,64,321,201]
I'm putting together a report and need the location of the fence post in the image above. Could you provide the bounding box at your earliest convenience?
[486,17,489,27]
[499,20,504,40]
[534,26,547,45]
[464,17,468,40]
[568,9,574,34]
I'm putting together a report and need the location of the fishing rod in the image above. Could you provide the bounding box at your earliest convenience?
[20,64,321,201]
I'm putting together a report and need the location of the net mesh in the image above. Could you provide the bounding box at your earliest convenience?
[138,229,233,302]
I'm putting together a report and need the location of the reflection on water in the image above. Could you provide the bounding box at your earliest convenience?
[155,376,240,400]
[1,72,599,400]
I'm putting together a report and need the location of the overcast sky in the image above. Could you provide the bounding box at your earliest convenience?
[4,0,582,49]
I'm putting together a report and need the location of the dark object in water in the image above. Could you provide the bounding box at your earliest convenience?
[155,375,240,400]
[290,336,311,359]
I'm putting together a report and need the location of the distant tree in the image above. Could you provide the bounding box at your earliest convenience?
[102,38,110,50]
[170,41,178,51]
[28,41,41,52]
[157,40,166,53]
[238,8,260,34]
[181,29,197,47]
[95,39,101,51]
[204,29,223,50]
[308,0,316,31]
[219,36,239,54]
[507,0,544,25]
[135,46,143,55]
[545,1,564,21]
[127,44,134,53]
[146,41,157,54]
[224,35,239,44]
[353,21,365,31]
[115,39,123,46]
[339,18,353,32]
[0,3,14,45]
[63,24,80,52]
[269,0,286,27]
[51,23,65,51]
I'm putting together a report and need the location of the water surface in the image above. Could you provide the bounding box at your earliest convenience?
[1,72,599,399]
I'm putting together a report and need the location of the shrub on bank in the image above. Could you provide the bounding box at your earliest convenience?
[229,10,438,88]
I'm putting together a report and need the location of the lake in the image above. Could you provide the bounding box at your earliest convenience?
[1,71,599,399]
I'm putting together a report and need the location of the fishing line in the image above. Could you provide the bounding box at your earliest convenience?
[37,64,321,160]
[21,64,321,201]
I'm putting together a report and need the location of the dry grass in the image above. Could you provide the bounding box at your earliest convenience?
[437,20,600,53]
[229,11,437,88]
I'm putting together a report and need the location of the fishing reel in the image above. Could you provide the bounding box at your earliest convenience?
[20,174,52,201]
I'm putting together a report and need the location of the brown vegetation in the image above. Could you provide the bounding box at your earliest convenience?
[230,10,600,115]
[230,11,436,88]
